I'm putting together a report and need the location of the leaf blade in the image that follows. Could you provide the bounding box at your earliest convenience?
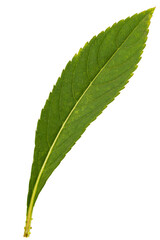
[24,8,154,237]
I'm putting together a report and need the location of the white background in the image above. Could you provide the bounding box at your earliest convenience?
[0,0,160,239]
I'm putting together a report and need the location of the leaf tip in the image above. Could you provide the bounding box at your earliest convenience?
[146,7,156,17]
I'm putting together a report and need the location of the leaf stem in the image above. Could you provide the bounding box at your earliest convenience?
[23,210,32,237]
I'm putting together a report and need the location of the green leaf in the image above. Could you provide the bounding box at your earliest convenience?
[24,8,154,237]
